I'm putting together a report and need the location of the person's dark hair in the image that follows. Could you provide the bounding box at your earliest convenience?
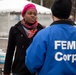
[51,0,72,19]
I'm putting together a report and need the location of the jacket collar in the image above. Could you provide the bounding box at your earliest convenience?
[51,20,75,26]
[15,21,28,38]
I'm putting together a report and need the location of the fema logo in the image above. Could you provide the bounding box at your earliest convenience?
[54,40,76,63]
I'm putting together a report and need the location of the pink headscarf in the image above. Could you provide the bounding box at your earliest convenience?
[22,3,37,17]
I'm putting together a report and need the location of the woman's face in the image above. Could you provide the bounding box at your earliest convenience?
[23,9,37,24]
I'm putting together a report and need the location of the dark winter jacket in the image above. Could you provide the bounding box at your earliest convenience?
[4,21,44,75]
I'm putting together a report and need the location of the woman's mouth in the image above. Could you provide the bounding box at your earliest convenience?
[30,18,36,23]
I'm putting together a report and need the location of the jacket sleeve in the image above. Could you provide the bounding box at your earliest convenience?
[4,27,15,74]
[25,30,47,73]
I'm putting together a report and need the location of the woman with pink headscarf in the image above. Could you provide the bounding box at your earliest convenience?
[4,3,44,75]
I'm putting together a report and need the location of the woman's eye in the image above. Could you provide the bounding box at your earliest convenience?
[28,12,32,15]
[34,13,37,16]
[28,12,37,16]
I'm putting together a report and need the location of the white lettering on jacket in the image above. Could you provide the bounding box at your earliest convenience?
[55,41,76,50]
[55,52,76,63]
[54,40,76,63]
